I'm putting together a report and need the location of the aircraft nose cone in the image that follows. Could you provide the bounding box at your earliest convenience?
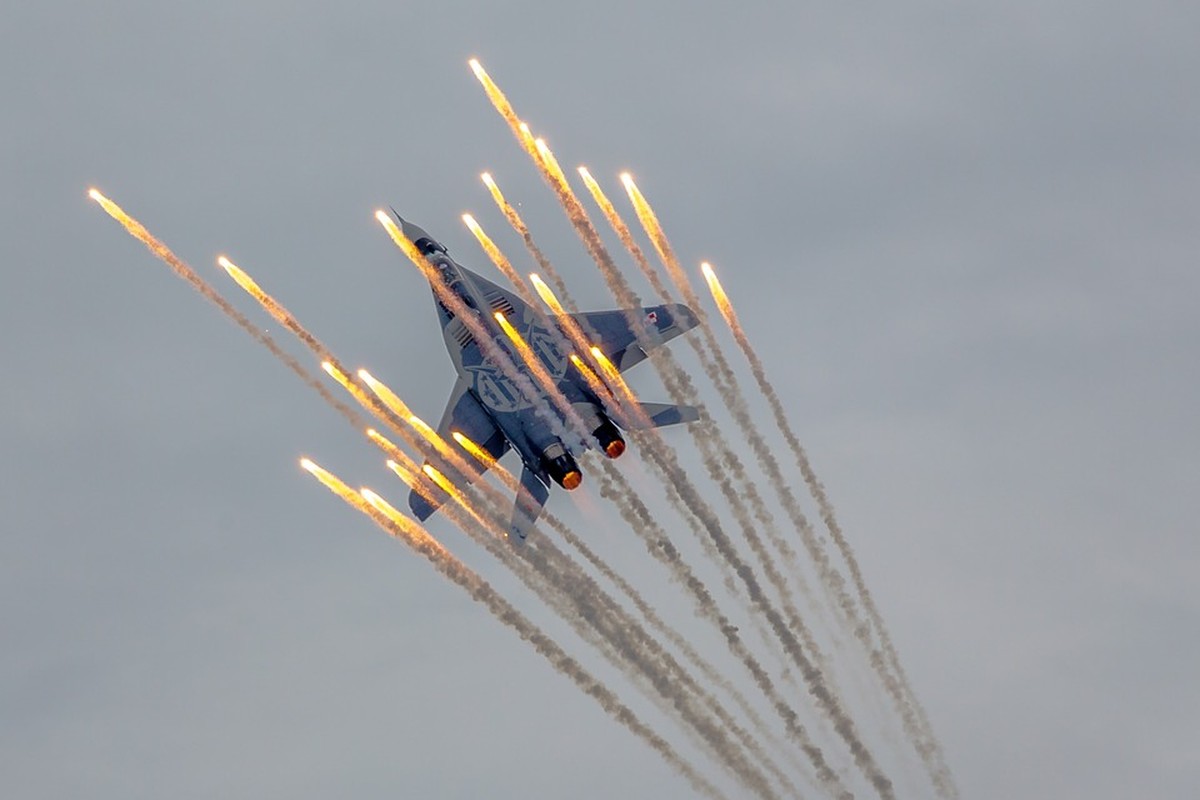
[398,216,436,245]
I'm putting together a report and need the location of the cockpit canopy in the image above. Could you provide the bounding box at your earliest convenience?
[414,237,447,255]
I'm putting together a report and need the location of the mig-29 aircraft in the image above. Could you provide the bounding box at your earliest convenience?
[391,212,700,540]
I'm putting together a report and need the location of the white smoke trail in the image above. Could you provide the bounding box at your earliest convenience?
[702,264,959,797]
[304,461,729,799]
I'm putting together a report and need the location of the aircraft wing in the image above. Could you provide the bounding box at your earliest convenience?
[568,303,699,373]
[408,377,509,521]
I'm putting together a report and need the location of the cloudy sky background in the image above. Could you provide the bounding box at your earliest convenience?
[3,2,1197,797]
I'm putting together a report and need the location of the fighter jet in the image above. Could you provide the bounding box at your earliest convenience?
[391,212,700,540]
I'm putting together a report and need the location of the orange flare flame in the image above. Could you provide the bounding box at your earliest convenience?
[421,463,494,532]
[452,431,520,493]
[529,273,566,315]
[452,431,496,470]
[357,369,414,421]
[700,261,735,321]
[463,216,526,294]
[590,346,634,399]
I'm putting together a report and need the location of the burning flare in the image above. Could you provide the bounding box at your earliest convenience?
[451,431,523,496]
[423,463,496,532]
[469,59,542,168]
[700,262,735,322]
[358,368,414,420]
[218,256,273,311]
[462,213,529,298]
[301,458,451,557]
[452,431,498,472]
[529,273,567,316]
[590,346,634,403]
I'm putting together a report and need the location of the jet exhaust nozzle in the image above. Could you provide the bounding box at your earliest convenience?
[541,441,583,491]
[592,418,626,459]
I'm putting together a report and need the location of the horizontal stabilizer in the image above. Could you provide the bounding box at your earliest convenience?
[624,401,700,430]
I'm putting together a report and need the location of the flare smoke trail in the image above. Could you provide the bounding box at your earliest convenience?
[620,175,712,331]
[480,172,574,305]
[610,177,838,600]
[529,268,751,607]
[545,511,807,779]
[482,314,802,791]
[475,102,864,776]
[466,66,626,314]
[605,178,853,636]
[466,63,573,304]
[497,164,847,736]
[300,458,726,800]
[336,412,781,794]
[422,463,496,532]
[321,360,440,470]
[588,465,852,799]
[218,256,329,363]
[383,430,788,796]
[702,265,959,797]
[578,176,845,687]
[517,535,790,799]
[87,190,366,430]
[216,253,445,470]
[359,370,494,493]
[456,432,796,774]
[526,137,637,308]
[623,399,895,797]
[509,148,824,668]
[480,64,898,787]
[587,175,904,793]
[488,120,888,788]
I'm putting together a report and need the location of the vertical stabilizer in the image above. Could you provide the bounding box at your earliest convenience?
[510,466,550,540]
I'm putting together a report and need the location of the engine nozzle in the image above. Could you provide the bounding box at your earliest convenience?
[542,442,583,491]
[592,418,626,460]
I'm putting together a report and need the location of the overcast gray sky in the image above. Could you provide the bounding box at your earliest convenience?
[3,2,1198,798]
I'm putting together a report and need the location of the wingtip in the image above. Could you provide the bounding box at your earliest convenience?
[673,302,701,332]
[408,490,437,521]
